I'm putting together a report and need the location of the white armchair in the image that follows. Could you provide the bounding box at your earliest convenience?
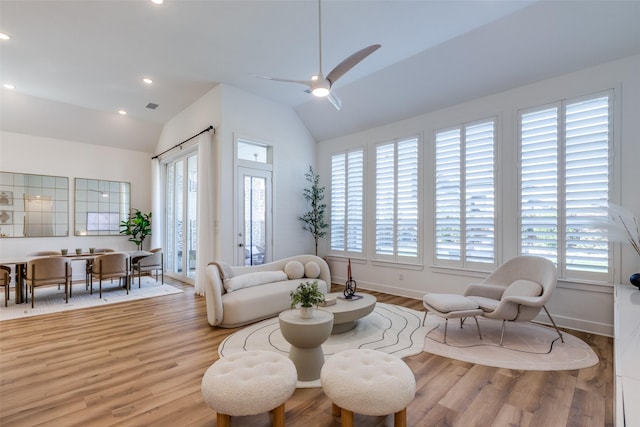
[464,255,563,345]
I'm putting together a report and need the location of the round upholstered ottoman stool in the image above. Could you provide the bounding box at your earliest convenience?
[201,351,297,427]
[320,349,416,427]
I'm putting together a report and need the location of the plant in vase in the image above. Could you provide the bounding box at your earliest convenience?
[119,209,152,250]
[290,281,325,318]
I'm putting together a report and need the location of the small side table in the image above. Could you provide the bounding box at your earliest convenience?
[279,309,333,381]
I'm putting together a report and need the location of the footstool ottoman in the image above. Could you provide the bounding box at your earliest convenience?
[320,349,416,427]
[422,293,483,343]
[201,351,297,427]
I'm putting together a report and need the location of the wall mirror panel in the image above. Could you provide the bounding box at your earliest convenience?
[0,171,69,237]
[75,178,130,236]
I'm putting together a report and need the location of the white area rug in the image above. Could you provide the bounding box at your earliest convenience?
[423,315,599,371]
[218,302,429,388]
[1,277,183,321]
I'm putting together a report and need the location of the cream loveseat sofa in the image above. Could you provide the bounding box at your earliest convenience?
[204,255,330,328]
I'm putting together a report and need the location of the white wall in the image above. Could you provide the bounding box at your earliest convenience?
[0,131,152,269]
[156,84,318,265]
[317,54,640,336]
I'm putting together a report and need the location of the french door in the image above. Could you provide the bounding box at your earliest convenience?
[165,152,198,280]
[237,167,271,266]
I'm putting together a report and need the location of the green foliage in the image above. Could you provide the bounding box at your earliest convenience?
[290,281,325,308]
[298,166,328,256]
[120,209,152,250]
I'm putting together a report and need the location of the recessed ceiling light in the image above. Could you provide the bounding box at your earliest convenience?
[0,33,10,41]
[151,0,163,4]
[3,83,15,90]
[118,110,127,115]
[143,77,153,85]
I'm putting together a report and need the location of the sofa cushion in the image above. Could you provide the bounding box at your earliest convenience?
[223,271,288,293]
[503,280,542,298]
[304,261,321,279]
[284,261,304,279]
[214,261,234,280]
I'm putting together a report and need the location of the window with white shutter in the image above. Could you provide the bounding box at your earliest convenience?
[434,119,496,267]
[375,137,419,261]
[519,92,611,279]
[330,149,364,254]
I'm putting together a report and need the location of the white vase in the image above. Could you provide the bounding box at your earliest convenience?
[299,306,314,319]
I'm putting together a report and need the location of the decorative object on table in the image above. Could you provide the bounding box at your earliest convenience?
[298,166,328,256]
[60,249,68,255]
[89,247,95,254]
[591,203,640,287]
[290,280,325,318]
[320,296,337,306]
[119,208,152,250]
[344,258,356,299]
[75,248,82,255]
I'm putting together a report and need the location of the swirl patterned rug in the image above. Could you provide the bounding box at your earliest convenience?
[218,302,429,388]
[219,302,599,387]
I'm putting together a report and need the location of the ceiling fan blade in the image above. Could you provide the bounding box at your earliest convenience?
[326,44,381,85]
[252,74,311,87]
[328,91,342,110]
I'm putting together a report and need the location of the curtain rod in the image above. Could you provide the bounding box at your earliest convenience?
[151,125,215,160]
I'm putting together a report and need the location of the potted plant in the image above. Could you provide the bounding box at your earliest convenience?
[120,209,152,250]
[290,281,325,318]
[298,166,328,256]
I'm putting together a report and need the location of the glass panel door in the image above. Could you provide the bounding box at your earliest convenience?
[238,167,271,266]
[165,151,198,279]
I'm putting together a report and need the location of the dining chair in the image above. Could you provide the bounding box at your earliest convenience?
[1,265,11,307]
[25,257,71,308]
[132,249,164,287]
[90,252,130,298]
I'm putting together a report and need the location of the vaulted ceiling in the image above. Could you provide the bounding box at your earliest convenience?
[1,0,639,153]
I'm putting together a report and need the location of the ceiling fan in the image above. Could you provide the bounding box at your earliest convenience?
[255,0,381,110]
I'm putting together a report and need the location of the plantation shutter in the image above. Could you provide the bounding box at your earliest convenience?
[375,137,419,259]
[330,154,346,251]
[397,138,419,257]
[435,129,462,261]
[564,95,609,273]
[520,107,560,263]
[464,121,495,264]
[376,143,396,256]
[330,149,364,253]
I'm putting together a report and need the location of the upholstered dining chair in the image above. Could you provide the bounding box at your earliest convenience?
[1,265,11,307]
[463,255,563,346]
[90,252,130,298]
[132,249,163,287]
[25,257,71,308]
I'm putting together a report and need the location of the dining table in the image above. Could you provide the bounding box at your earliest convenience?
[0,250,153,304]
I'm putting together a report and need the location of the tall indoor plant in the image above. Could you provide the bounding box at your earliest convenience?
[120,209,152,250]
[299,166,328,256]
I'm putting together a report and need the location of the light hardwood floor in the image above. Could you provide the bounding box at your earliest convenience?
[0,278,613,426]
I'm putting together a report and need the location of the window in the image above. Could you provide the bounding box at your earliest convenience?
[434,119,496,267]
[519,92,611,279]
[375,137,419,261]
[331,149,364,254]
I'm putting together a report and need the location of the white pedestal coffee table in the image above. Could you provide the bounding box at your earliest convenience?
[321,292,377,334]
[279,309,334,381]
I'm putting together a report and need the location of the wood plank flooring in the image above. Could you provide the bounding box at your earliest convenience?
[0,279,613,426]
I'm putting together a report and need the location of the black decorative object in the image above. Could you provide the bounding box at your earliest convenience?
[344,258,356,299]
[630,273,640,289]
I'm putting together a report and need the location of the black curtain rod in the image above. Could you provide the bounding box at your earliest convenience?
[151,125,215,160]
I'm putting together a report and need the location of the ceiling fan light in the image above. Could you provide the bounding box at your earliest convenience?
[312,87,330,97]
